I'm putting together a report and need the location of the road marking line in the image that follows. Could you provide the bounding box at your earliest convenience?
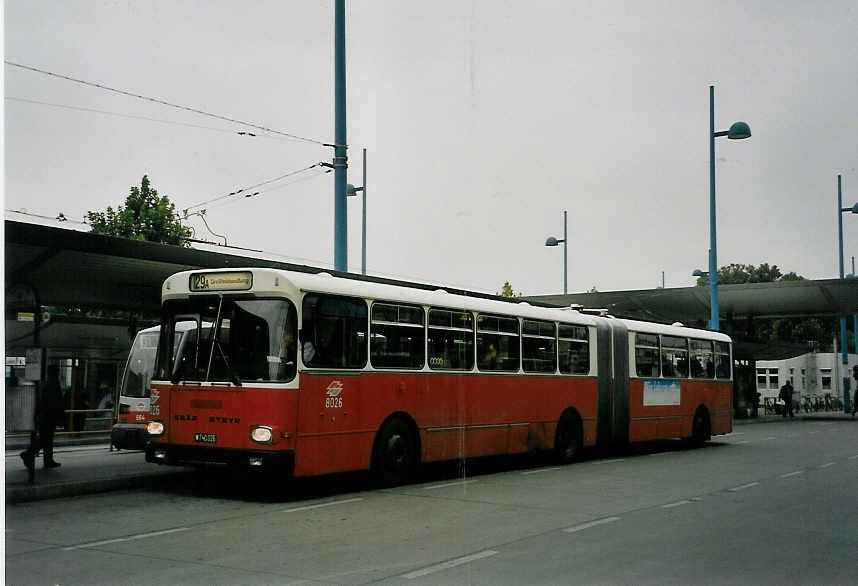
[762,437,776,441]
[728,482,760,492]
[779,470,804,478]
[661,500,691,509]
[423,479,478,490]
[520,467,561,475]
[281,497,363,513]
[727,432,745,436]
[594,458,626,465]
[848,455,858,460]
[820,422,835,426]
[648,452,671,457]
[62,527,189,550]
[401,550,498,579]
[819,462,835,469]
[736,440,750,444]
[562,517,621,533]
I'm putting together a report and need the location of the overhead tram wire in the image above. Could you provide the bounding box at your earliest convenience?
[182,163,325,214]
[5,209,88,225]
[5,61,335,147]
[202,167,332,213]
[5,96,271,138]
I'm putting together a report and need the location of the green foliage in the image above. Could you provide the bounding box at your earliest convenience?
[498,281,522,297]
[86,175,191,246]
[695,263,804,287]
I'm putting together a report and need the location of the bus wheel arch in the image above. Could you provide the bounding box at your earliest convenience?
[371,412,421,486]
[691,405,711,445]
[554,408,583,464]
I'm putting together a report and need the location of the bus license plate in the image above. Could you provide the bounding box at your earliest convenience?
[194,433,217,444]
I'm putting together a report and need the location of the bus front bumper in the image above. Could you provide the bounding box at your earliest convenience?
[145,443,295,473]
[111,424,150,451]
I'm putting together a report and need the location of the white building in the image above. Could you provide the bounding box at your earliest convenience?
[756,352,858,408]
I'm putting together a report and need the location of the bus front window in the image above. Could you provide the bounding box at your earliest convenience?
[158,297,297,384]
[121,331,159,398]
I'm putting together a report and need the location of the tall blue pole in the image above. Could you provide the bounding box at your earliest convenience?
[853,256,857,354]
[563,210,568,295]
[361,148,367,275]
[334,0,348,272]
[837,174,850,412]
[709,86,719,330]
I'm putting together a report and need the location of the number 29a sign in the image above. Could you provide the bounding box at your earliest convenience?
[189,272,253,292]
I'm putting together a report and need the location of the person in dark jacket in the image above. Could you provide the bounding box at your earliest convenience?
[20,365,64,473]
[778,380,794,418]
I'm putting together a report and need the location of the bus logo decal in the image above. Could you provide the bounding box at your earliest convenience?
[325,381,344,408]
[326,381,343,397]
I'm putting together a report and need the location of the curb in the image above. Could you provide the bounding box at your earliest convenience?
[734,414,855,425]
[6,469,196,504]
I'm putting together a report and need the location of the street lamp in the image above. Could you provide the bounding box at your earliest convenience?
[836,174,857,413]
[709,85,751,331]
[545,210,568,295]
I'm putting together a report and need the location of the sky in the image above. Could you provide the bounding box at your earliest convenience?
[3,0,858,296]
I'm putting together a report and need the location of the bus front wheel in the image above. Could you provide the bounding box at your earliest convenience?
[372,418,418,486]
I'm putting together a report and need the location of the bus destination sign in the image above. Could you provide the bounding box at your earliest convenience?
[189,272,253,292]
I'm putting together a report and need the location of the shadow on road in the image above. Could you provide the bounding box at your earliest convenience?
[148,438,726,504]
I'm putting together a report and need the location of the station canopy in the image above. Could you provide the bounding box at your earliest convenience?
[529,279,858,325]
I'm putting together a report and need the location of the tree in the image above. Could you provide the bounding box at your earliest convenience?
[498,281,522,297]
[695,263,805,287]
[86,175,191,246]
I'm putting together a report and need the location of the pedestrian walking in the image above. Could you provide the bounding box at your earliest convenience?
[779,380,794,418]
[852,365,858,418]
[20,365,64,478]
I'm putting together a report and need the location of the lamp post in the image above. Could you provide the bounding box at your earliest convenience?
[545,210,568,295]
[709,85,751,331]
[836,174,858,412]
[346,148,367,275]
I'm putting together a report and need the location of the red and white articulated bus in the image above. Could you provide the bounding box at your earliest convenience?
[145,268,732,484]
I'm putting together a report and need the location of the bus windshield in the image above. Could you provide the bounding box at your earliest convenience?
[120,331,159,398]
[156,296,298,384]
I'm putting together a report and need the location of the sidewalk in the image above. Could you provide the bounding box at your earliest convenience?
[4,443,194,504]
[734,410,856,425]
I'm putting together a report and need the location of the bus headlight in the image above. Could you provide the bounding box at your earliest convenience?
[250,425,273,444]
[147,421,165,436]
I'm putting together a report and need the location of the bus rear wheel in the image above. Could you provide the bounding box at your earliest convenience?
[372,418,418,486]
[554,412,582,464]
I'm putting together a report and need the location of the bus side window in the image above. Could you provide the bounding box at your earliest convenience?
[302,294,368,369]
[634,333,659,377]
[476,314,520,372]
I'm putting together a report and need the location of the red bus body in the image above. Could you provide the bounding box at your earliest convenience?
[146,268,731,478]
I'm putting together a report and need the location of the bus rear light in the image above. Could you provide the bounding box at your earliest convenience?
[147,421,165,436]
[248,456,264,467]
[250,426,273,444]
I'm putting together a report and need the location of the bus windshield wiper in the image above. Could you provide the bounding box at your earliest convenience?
[214,339,242,387]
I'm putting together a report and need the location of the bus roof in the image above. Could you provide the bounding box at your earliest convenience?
[161,267,730,342]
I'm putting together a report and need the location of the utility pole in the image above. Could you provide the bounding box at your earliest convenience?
[333,0,348,271]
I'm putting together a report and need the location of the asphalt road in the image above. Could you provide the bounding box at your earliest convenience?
[6,419,857,585]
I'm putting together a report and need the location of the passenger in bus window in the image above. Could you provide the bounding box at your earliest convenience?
[480,342,498,370]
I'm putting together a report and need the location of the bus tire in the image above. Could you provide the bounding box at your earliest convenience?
[372,417,418,487]
[691,406,711,446]
[554,411,582,464]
